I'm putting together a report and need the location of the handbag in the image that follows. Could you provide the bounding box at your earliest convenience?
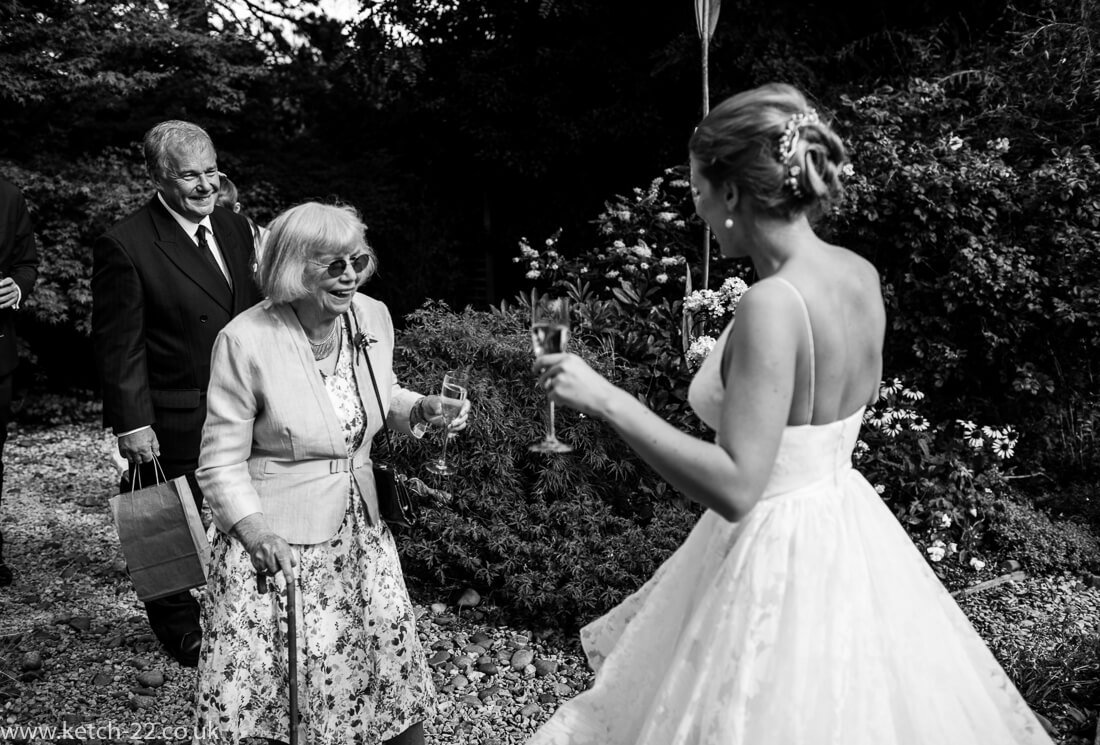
[360,337,420,529]
[108,458,211,601]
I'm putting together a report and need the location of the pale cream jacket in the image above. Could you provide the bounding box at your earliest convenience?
[197,294,420,544]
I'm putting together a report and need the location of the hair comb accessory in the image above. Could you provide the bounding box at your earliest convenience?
[776,109,821,197]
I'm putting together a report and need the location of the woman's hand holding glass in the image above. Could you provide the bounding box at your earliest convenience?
[534,353,618,420]
[424,370,471,476]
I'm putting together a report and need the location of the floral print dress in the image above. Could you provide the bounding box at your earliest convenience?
[195,331,435,744]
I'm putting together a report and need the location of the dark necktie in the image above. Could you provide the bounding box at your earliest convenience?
[196,225,231,289]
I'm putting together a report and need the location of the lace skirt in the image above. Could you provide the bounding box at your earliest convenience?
[528,470,1053,745]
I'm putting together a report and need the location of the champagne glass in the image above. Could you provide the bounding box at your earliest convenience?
[424,369,469,476]
[529,290,573,453]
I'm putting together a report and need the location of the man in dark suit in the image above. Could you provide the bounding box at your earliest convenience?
[92,120,261,666]
[0,177,39,587]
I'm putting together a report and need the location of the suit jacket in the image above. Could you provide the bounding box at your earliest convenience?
[0,178,39,377]
[197,294,422,545]
[91,196,261,468]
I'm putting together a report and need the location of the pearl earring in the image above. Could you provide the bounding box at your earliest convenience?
[724,217,734,229]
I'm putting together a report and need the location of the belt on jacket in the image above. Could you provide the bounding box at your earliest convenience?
[261,450,371,475]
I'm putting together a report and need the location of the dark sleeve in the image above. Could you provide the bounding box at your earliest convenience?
[6,189,37,302]
[92,233,153,433]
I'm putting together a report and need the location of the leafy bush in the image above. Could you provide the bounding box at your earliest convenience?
[386,301,699,628]
[981,497,1100,574]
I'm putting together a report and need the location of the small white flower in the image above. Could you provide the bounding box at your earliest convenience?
[655,273,669,284]
[968,506,979,517]
[632,244,653,259]
[981,425,995,438]
[908,416,930,432]
[841,163,855,177]
[613,240,626,249]
[948,542,958,554]
[926,543,946,562]
[656,211,679,223]
[901,387,925,401]
[606,270,620,279]
[967,435,984,449]
[660,256,681,266]
[948,135,964,151]
[686,336,717,368]
[874,484,885,495]
[956,419,977,434]
[969,557,986,571]
[939,514,951,528]
[549,263,559,271]
[992,437,1016,459]
[525,270,540,279]
[639,262,649,270]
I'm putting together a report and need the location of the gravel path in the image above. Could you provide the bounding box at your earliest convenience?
[0,423,1096,744]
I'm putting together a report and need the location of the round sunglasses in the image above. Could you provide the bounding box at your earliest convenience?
[310,254,370,277]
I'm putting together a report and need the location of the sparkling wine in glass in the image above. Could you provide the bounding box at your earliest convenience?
[529,290,573,453]
[424,369,469,476]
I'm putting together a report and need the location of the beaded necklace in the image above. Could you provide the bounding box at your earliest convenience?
[309,321,340,361]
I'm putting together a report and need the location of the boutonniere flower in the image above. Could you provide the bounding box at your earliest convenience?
[352,330,379,360]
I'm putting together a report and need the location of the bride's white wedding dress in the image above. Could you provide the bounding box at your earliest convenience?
[528,278,1052,745]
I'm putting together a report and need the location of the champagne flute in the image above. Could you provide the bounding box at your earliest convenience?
[424,369,469,476]
[529,290,573,453]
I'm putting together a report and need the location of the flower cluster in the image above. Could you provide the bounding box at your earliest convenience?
[956,420,1019,460]
[683,276,749,369]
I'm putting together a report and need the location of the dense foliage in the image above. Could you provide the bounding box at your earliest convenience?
[384,302,699,625]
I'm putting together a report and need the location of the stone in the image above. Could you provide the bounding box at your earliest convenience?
[511,634,530,647]
[91,671,113,687]
[428,650,452,668]
[471,631,493,646]
[449,673,469,689]
[554,682,573,696]
[19,651,43,671]
[477,662,498,676]
[430,639,452,651]
[519,702,542,718]
[478,685,501,702]
[130,686,158,696]
[459,695,482,707]
[104,634,125,649]
[129,695,157,711]
[510,649,535,671]
[534,659,559,677]
[999,559,1023,572]
[455,655,474,670]
[60,565,79,580]
[462,643,487,656]
[136,670,165,688]
[538,692,557,704]
[69,616,93,632]
[456,587,481,609]
[430,602,447,615]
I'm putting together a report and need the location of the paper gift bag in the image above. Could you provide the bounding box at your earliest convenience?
[109,470,211,602]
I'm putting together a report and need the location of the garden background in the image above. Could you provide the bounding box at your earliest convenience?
[1,0,1099,741]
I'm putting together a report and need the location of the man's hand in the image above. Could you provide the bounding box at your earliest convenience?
[118,428,160,466]
[0,278,19,310]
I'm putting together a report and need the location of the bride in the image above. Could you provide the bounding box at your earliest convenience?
[528,83,1052,745]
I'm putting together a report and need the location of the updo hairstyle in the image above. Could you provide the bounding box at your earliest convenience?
[689,83,849,218]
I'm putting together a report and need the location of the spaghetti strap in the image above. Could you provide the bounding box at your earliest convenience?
[772,277,815,420]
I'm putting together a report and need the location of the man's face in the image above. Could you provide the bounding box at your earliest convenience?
[155,141,219,223]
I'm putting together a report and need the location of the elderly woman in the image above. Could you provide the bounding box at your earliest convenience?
[195,202,464,745]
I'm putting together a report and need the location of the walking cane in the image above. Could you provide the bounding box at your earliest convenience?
[258,571,305,745]
[286,578,301,745]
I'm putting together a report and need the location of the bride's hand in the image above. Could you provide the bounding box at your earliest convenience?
[534,353,618,419]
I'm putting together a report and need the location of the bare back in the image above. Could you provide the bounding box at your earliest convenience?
[772,244,884,426]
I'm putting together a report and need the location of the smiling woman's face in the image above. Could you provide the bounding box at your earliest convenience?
[301,250,368,322]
